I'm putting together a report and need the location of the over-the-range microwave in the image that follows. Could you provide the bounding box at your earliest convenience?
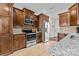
[24,18,34,25]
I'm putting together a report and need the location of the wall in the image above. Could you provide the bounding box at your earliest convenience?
[49,16,60,38]
[60,26,77,34]
[49,15,77,39]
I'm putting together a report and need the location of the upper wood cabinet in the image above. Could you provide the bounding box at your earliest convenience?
[33,15,38,21]
[0,4,13,16]
[59,11,70,27]
[0,3,13,55]
[0,3,13,36]
[0,17,10,35]
[13,7,24,27]
[69,3,79,26]
[23,8,34,20]
[38,14,49,30]
[33,15,39,28]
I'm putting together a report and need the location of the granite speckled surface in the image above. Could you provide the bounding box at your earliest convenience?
[49,33,79,56]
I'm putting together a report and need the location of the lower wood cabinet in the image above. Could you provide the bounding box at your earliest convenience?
[58,33,67,41]
[13,34,26,51]
[36,32,42,44]
[0,36,13,55]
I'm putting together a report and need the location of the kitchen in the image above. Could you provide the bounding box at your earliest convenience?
[1,3,79,56]
[0,3,49,55]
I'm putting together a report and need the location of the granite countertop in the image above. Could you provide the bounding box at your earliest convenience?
[49,32,79,56]
[13,27,42,35]
[13,32,25,35]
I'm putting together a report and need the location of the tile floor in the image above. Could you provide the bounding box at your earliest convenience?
[9,40,57,56]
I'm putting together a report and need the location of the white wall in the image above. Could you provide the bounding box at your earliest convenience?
[49,15,77,39]
[49,15,60,38]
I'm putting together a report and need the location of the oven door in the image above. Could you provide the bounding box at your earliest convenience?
[27,34,36,41]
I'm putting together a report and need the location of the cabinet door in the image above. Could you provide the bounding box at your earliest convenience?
[18,35,26,49]
[13,34,26,51]
[0,17,10,35]
[59,12,69,27]
[0,36,12,55]
[29,11,34,19]
[39,15,43,30]
[36,32,42,44]
[70,5,77,26]
[13,35,19,51]
[23,8,34,19]
[0,4,10,16]
[15,9,24,26]
[39,14,49,30]
[33,15,37,21]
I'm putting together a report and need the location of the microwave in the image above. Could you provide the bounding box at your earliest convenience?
[24,18,34,25]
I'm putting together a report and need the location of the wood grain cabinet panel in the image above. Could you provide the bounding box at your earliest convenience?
[0,17,10,35]
[0,36,12,55]
[59,12,70,27]
[0,3,13,55]
[33,15,39,28]
[69,3,79,26]
[36,32,42,44]
[0,4,10,16]
[38,14,49,30]
[58,33,67,41]
[13,34,26,51]
[23,8,34,20]
[13,7,24,26]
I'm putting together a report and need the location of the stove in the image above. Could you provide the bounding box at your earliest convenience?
[22,29,36,41]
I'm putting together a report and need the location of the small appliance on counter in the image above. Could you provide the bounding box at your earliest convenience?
[77,24,79,33]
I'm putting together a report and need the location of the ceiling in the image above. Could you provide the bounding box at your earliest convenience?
[14,3,74,17]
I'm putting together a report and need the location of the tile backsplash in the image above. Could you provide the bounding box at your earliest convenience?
[60,26,77,33]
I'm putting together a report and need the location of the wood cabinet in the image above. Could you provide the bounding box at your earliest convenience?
[33,15,39,29]
[0,4,12,16]
[0,17,10,35]
[59,11,70,27]
[13,7,24,27]
[0,3,13,55]
[69,3,79,26]
[36,32,42,43]
[33,15,38,21]
[58,33,67,41]
[23,8,34,20]
[0,36,12,55]
[13,34,26,51]
[38,14,49,30]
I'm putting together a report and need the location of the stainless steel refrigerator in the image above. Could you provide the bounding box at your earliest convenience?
[42,21,49,42]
